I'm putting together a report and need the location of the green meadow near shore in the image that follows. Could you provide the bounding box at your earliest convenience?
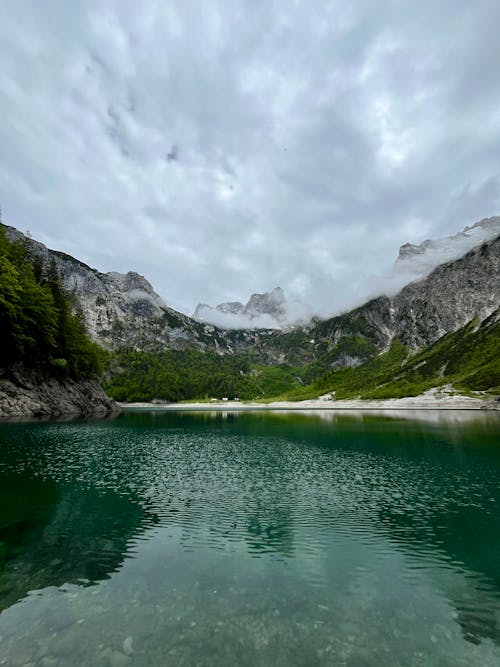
[103,313,499,404]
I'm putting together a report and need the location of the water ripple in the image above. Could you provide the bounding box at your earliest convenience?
[0,411,499,665]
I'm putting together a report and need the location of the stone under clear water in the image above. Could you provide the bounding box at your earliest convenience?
[0,409,499,666]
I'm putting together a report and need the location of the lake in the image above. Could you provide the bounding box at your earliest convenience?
[0,409,499,666]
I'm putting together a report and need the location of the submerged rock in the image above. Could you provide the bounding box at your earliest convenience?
[122,636,134,656]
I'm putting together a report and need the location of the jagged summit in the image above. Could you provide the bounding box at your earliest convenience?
[217,301,245,315]
[396,216,500,274]
[244,286,286,318]
[193,286,288,328]
[2,217,498,372]
[193,301,245,319]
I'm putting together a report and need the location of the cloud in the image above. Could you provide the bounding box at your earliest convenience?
[194,308,280,331]
[193,296,314,330]
[0,0,499,320]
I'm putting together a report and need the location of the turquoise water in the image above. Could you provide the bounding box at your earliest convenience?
[0,409,499,666]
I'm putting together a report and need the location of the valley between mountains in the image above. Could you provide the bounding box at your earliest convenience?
[1,217,499,415]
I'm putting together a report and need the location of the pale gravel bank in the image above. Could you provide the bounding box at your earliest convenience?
[122,388,499,412]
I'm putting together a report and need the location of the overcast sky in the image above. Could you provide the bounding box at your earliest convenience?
[1,1,499,317]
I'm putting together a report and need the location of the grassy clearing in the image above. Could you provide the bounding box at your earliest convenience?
[104,312,499,403]
[278,311,499,401]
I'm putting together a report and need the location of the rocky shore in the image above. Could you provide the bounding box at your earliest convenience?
[122,390,499,412]
[0,365,119,419]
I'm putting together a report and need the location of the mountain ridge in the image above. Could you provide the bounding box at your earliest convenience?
[3,220,499,383]
[193,286,289,329]
[395,216,500,276]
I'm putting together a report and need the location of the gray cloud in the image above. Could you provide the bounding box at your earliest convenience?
[1,0,499,318]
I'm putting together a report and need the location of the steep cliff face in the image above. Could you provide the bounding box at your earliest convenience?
[3,225,232,353]
[194,301,245,319]
[3,224,498,374]
[244,287,287,319]
[0,365,118,419]
[298,234,500,369]
[393,235,500,348]
[62,265,213,352]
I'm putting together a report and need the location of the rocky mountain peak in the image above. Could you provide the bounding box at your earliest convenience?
[105,271,168,309]
[216,301,245,315]
[396,216,500,273]
[1,224,221,351]
[244,286,286,317]
[193,286,288,328]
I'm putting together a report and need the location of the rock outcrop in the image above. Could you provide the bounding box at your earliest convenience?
[193,287,288,328]
[244,287,287,319]
[396,216,500,277]
[194,301,245,319]
[393,234,500,348]
[290,233,500,369]
[3,224,232,353]
[0,365,118,419]
[3,221,499,372]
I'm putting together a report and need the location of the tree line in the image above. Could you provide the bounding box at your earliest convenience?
[0,224,105,379]
[104,349,302,402]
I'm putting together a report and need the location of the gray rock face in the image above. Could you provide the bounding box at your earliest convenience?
[217,301,245,315]
[193,301,245,320]
[192,303,212,320]
[193,287,287,328]
[0,365,118,419]
[396,216,500,276]
[271,231,498,376]
[244,287,286,318]
[308,234,500,361]
[393,234,500,348]
[3,225,230,353]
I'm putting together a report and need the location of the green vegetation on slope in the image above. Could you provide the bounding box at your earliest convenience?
[281,311,500,401]
[104,350,304,402]
[104,311,499,403]
[0,224,106,379]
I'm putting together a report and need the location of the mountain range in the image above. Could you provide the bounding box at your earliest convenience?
[196,216,500,331]
[2,216,499,403]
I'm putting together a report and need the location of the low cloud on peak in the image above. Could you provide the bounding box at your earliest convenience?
[1,1,499,319]
[193,286,313,330]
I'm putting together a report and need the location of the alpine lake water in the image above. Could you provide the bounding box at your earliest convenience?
[0,408,499,667]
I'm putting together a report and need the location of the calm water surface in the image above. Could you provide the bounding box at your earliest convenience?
[0,409,499,666]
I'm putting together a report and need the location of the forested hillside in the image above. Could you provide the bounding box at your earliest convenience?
[281,311,500,401]
[0,225,105,380]
[104,350,304,402]
[2,218,498,406]
[103,309,500,403]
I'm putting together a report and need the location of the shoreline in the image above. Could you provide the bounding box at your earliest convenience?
[120,393,499,412]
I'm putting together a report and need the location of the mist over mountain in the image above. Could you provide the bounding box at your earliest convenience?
[395,216,500,280]
[2,212,498,408]
[5,215,498,346]
[191,216,500,328]
[193,287,312,329]
[309,216,500,321]
[4,214,498,359]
